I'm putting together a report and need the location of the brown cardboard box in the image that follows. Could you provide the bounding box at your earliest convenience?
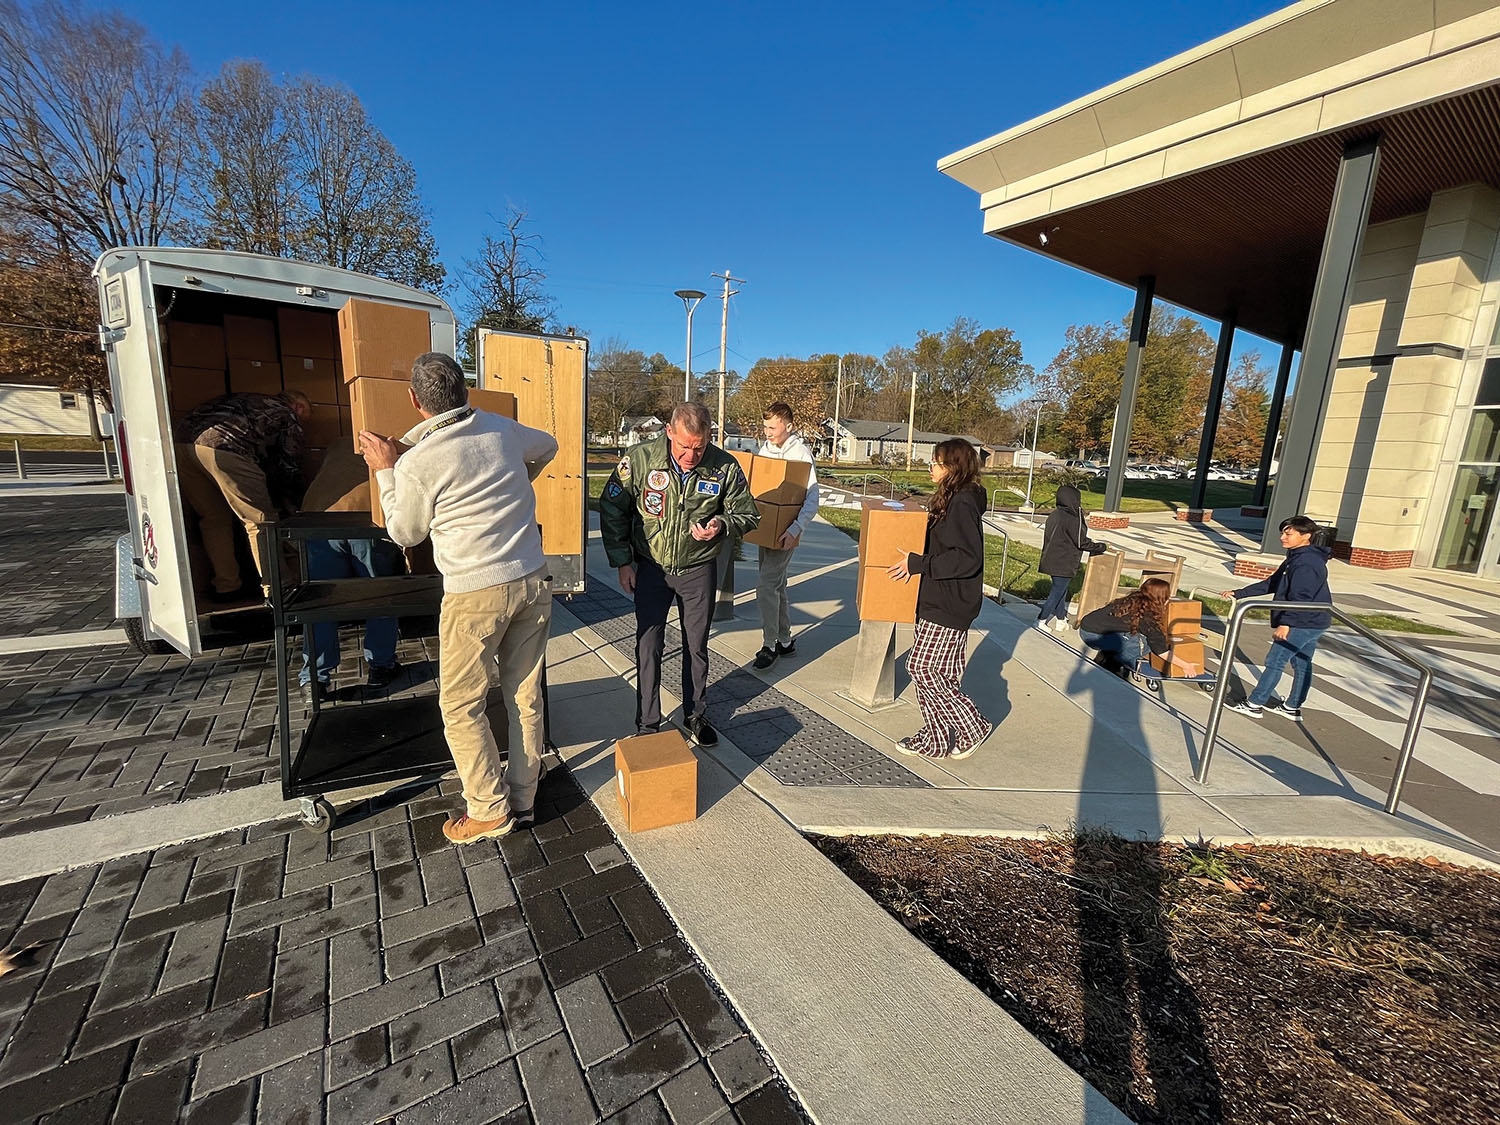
[167,322,225,370]
[743,499,798,549]
[730,450,755,484]
[857,500,928,569]
[1166,598,1202,638]
[469,388,518,421]
[282,356,340,405]
[615,730,697,832]
[302,406,342,449]
[856,563,920,623]
[277,307,338,360]
[167,366,228,413]
[228,359,282,395]
[223,314,279,362]
[749,456,812,504]
[338,299,431,383]
[1150,639,1206,677]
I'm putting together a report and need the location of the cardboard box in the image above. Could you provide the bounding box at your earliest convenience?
[228,359,282,395]
[730,450,755,484]
[277,307,338,359]
[302,405,342,449]
[282,356,340,404]
[166,322,225,370]
[1150,639,1207,678]
[615,730,697,832]
[338,298,431,384]
[168,366,228,413]
[223,314,279,362]
[743,499,798,549]
[749,456,811,504]
[1167,598,1202,638]
[469,388,518,421]
[856,563,920,623]
[857,500,928,569]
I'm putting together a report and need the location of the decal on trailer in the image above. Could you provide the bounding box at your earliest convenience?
[141,511,159,568]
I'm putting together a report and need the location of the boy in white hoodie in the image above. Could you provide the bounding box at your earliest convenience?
[752,402,819,670]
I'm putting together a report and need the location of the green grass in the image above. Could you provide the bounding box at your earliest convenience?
[0,433,115,452]
[822,506,1462,635]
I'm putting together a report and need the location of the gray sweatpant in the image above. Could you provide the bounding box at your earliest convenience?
[757,545,795,649]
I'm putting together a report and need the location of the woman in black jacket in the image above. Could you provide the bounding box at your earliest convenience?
[1037,484,1107,631]
[886,439,992,760]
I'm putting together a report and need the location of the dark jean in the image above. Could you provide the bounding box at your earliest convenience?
[1248,626,1326,708]
[1079,628,1144,667]
[298,537,403,686]
[1038,574,1071,622]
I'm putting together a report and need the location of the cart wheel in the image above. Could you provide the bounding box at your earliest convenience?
[1200,681,1217,695]
[1143,676,1162,694]
[301,797,335,834]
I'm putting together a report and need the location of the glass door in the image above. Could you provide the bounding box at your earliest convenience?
[1437,359,1500,576]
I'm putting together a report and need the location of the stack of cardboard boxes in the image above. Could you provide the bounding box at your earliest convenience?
[166,322,229,421]
[277,307,347,449]
[729,451,813,549]
[1151,599,1206,677]
[855,499,928,623]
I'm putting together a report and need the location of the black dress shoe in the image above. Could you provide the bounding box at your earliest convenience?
[635,724,659,738]
[366,662,402,689]
[684,716,718,747]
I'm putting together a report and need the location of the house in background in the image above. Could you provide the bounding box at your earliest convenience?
[0,383,109,437]
[822,418,1002,465]
[618,414,664,447]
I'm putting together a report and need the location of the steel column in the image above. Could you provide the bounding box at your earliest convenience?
[1262,135,1381,550]
[1189,312,1236,511]
[1103,276,1154,513]
[1252,342,1295,508]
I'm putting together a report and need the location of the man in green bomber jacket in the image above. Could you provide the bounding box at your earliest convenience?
[600,402,760,746]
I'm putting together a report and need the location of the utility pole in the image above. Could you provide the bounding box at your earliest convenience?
[905,369,917,471]
[710,269,744,442]
[831,355,843,464]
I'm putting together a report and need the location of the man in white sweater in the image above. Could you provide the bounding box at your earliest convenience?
[752,402,819,670]
[358,352,558,845]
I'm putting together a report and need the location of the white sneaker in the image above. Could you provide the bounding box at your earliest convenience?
[1050,618,1072,633]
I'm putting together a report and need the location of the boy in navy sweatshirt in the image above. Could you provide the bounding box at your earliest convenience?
[1222,515,1333,720]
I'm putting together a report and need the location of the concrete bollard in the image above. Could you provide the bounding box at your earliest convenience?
[101,441,111,478]
[12,440,23,481]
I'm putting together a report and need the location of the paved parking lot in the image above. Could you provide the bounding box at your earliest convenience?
[0,494,123,636]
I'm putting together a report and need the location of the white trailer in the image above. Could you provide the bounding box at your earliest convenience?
[94,247,456,657]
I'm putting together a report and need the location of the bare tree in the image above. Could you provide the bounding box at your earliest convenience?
[0,0,195,259]
[285,77,444,289]
[193,60,300,256]
[463,207,555,349]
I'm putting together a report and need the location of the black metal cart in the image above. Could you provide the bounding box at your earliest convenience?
[268,512,452,833]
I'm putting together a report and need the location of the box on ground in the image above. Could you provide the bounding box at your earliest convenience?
[166,322,225,370]
[282,356,340,404]
[338,299,431,384]
[228,359,282,396]
[277,307,338,359]
[743,499,798,549]
[615,730,697,832]
[223,314,278,362]
[1150,639,1207,677]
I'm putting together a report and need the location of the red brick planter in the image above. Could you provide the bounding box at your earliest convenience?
[1086,512,1130,530]
[1348,546,1414,569]
[1239,505,1268,518]
[1175,508,1213,523]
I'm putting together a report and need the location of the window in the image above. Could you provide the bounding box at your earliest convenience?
[58,393,78,410]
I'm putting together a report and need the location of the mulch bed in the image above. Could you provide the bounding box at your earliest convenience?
[812,831,1500,1125]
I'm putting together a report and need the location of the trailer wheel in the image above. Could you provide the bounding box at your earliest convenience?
[121,616,171,656]
[300,797,335,834]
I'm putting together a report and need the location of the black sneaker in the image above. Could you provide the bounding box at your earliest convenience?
[1227,700,1264,719]
[1274,701,1304,721]
[775,640,796,658]
[510,806,535,827]
[684,716,718,747]
[752,647,778,670]
[366,662,402,689]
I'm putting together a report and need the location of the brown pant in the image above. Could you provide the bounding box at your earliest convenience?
[438,571,553,820]
[176,443,275,594]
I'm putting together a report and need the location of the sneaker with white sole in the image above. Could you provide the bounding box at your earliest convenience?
[1274,702,1304,721]
[1227,700,1264,719]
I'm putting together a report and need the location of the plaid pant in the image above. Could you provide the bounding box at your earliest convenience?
[906,618,990,755]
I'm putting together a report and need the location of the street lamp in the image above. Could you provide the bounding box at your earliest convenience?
[1022,403,1053,512]
[674,289,706,401]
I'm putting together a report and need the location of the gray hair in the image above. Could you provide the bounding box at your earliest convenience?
[411,352,468,414]
[669,401,711,437]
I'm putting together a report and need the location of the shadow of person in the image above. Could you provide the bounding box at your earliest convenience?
[1067,656,1224,1124]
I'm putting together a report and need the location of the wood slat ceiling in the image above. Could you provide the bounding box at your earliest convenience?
[995,83,1500,344]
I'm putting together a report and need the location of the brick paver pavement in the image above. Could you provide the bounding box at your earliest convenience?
[0,495,124,637]
[0,768,804,1123]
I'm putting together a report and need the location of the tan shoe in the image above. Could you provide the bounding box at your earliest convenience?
[442,812,514,844]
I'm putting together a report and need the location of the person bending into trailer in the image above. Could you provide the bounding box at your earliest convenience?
[174,390,312,600]
[296,444,405,703]
[358,352,558,845]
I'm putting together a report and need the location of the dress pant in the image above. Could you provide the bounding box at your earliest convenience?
[634,558,715,729]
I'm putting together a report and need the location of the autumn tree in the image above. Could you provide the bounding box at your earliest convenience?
[193,61,299,256]
[729,356,831,438]
[1214,353,1272,465]
[884,317,1032,436]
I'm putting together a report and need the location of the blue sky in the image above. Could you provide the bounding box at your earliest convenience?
[114,0,1286,382]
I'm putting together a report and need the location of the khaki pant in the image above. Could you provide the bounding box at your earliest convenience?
[176,443,275,593]
[439,571,552,820]
[756,544,795,649]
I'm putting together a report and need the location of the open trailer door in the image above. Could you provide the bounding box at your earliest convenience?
[97,253,202,657]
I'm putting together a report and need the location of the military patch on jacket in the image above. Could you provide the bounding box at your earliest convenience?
[646,468,669,490]
[695,479,720,496]
[643,489,666,517]
[617,457,631,482]
[606,481,623,499]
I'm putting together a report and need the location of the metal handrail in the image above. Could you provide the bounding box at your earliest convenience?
[1197,598,1434,815]
[862,472,898,500]
[981,512,1015,603]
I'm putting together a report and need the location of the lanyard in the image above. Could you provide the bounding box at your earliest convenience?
[418,408,474,443]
